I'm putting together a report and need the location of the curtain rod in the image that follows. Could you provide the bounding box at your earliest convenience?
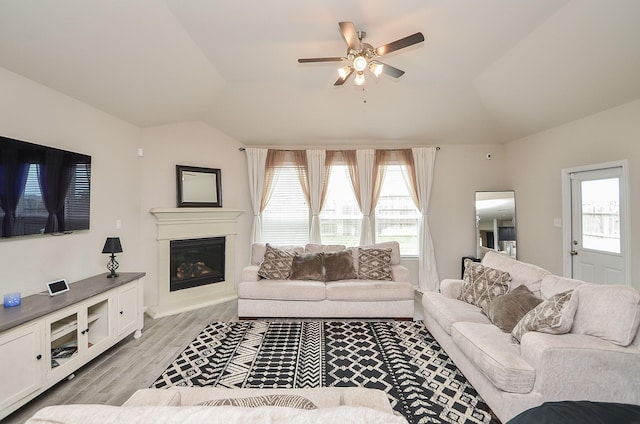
[239,146,440,152]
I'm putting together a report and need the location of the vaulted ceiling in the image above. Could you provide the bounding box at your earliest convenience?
[1,1,639,146]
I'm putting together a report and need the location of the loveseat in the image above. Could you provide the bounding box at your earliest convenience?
[422,251,640,422]
[237,242,415,319]
[25,387,408,423]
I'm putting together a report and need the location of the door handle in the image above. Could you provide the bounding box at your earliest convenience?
[570,250,578,256]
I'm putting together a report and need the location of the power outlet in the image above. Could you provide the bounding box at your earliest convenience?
[116,219,122,230]
[553,218,562,227]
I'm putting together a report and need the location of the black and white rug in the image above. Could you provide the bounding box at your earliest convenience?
[152,321,496,424]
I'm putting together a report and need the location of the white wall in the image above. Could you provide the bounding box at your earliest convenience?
[138,122,252,307]
[505,99,640,290]
[0,67,142,296]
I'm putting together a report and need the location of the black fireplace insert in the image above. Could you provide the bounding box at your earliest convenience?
[170,237,225,291]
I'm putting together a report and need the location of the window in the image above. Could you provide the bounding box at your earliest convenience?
[319,165,362,246]
[261,165,309,245]
[581,177,620,253]
[375,165,419,255]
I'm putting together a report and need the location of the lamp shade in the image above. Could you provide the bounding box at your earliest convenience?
[102,237,123,254]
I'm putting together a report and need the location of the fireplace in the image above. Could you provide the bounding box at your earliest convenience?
[170,237,225,292]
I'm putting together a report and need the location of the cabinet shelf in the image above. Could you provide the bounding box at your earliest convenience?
[50,317,78,342]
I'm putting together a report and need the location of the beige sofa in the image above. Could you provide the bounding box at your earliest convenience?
[26,387,408,423]
[238,242,415,319]
[422,251,640,422]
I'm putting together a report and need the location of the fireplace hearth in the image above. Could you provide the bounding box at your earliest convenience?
[170,237,225,292]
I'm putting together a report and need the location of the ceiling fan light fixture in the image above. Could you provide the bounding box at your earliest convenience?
[370,62,384,77]
[354,71,366,86]
[353,55,368,72]
[338,65,352,80]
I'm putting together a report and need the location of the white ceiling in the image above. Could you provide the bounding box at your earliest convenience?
[1,0,639,146]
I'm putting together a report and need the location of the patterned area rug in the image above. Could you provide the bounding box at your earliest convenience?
[152,321,496,424]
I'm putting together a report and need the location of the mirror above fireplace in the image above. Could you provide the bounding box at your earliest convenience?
[176,165,222,207]
[476,191,516,259]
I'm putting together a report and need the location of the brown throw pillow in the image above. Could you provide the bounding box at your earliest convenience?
[459,259,510,309]
[257,244,295,280]
[289,252,324,281]
[323,250,357,281]
[482,285,543,332]
[358,247,393,280]
[197,394,318,410]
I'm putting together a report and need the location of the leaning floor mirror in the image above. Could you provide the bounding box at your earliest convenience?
[475,191,516,258]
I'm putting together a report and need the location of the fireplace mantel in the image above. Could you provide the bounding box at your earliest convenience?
[147,208,243,318]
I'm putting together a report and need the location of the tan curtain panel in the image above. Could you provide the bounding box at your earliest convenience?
[342,150,360,210]
[291,150,310,204]
[371,149,390,214]
[397,148,420,207]
[260,149,287,212]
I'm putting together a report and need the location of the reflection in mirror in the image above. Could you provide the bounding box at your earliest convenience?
[476,191,516,258]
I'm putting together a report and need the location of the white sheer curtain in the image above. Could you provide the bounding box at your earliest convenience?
[356,149,375,245]
[245,148,268,243]
[413,147,440,291]
[307,150,326,244]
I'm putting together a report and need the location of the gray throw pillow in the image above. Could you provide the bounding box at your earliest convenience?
[257,244,295,280]
[511,290,577,343]
[459,259,510,309]
[289,252,324,281]
[323,250,357,281]
[482,285,543,332]
[198,394,318,410]
[358,247,392,280]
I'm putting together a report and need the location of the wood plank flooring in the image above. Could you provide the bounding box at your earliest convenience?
[6,296,424,423]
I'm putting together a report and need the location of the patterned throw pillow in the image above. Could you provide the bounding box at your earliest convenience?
[358,247,392,280]
[458,260,510,309]
[257,244,295,280]
[511,290,577,343]
[198,394,318,410]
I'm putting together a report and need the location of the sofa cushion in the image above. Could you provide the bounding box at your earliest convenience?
[358,248,393,281]
[540,274,583,300]
[305,244,346,253]
[451,322,536,394]
[326,280,414,301]
[238,280,326,301]
[289,253,324,281]
[482,285,542,333]
[571,284,640,347]
[422,292,491,335]
[481,251,550,296]
[258,244,296,280]
[511,290,577,343]
[251,243,304,265]
[323,250,357,282]
[459,260,510,309]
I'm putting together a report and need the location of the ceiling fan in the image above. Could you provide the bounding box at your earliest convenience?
[298,21,425,86]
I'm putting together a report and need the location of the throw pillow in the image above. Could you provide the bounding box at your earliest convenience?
[511,289,577,343]
[358,247,393,280]
[198,394,318,410]
[289,252,324,281]
[323,250,357,281]
[459,260,510,309]
[482,285,543,332]
[257,244,295,280]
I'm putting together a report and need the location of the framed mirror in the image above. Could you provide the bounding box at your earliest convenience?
[476,191,516,258]
[176,165,222,207]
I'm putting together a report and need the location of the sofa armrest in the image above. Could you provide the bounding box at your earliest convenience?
[520,332,640,403]
[440,279,463,299]
[122,389,182,406]
[391,264,410,283]
[242,265,260,282]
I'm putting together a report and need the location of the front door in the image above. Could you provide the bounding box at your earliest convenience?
[567,164,628,284]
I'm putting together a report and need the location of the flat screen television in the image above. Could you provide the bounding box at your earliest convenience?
[0,135,91,239]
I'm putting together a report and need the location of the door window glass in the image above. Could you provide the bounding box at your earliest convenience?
[581,178,620,253]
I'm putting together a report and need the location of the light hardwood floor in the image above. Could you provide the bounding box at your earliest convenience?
[6,296,424,423]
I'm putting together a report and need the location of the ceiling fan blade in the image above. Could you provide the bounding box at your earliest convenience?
[339,21,361,50]
[334,68,354,86]
[376,61,405,78]
[375,32,425,56]
[298,57,344,63]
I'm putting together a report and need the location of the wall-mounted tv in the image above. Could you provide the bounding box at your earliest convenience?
[0,135,91,239]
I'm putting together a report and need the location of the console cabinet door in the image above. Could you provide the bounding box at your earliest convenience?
[117,283,138,337]
[0,323,43,411]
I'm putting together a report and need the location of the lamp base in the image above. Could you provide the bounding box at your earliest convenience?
[107,272,119,279]
[106,255,119,279]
